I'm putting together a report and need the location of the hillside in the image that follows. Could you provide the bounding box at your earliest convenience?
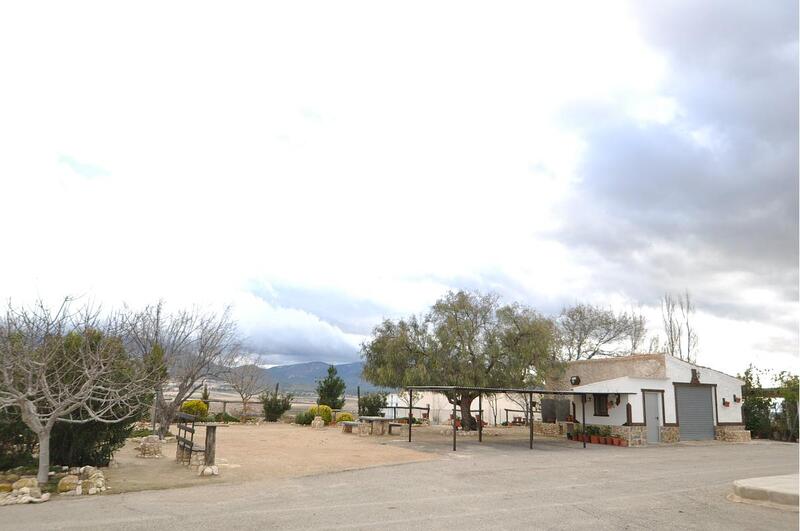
[263,361,387,394]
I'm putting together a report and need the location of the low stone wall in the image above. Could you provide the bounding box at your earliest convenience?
[715,425,751,442]
[611,425,647,446]
[532,421,566,438]
[660,426,680,443]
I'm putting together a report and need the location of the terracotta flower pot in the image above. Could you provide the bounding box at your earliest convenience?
[590,435,600,444]
[598,436,606,444]
[620,439,629,447]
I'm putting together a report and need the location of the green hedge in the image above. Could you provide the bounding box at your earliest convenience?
[180,400,209,418]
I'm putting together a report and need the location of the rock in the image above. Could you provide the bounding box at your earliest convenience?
[12,477,38,490]
[57,475,80,493]
[88,487,97,495]
[75,484,82,496]
[80,466,97,478]
[80,480,94,494]
[4,474,19,482]
[40,493,50,502]
[18,487,30,495]
[48,471,55,477]
[17,495,32,504]
[0,483,11,493]
[311,415,325,429]
[28,487,42,498]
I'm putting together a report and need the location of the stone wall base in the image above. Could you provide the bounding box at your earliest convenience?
[715,425,751,442]
[660,426,680,443]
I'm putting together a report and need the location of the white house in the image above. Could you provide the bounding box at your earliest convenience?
[562,353,750,443]
[386,353,750,446]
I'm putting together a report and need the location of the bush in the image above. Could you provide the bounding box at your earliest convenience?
[359,393,387,416]
[308,405,333,424]
[337,412,354,423]
[295,411,313,425]
[261,384,294,422]
[0,408,38,470]
[214,412,240,423]
[180,400,209,418]
[50,419,136,466]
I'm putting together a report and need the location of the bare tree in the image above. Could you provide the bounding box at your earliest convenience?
[661,291,698,362]
[0,300,155,484]
[223,357,266,420]
[678,290,699,362]
[558,303,635,360]
[126,302,238,437]
[661,293,682,358]
[628,310,648,354]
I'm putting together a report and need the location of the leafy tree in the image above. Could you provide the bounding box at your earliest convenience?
[774,371,798,442]
[317,366,346,409]
[359,393,387,416]
[261,383,294,421]
[362,290,563,431]
[738,365,772,439]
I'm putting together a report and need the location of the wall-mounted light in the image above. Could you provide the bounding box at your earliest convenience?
[722,398,730,407]
[570,376,581,386]
[733,394,741,403]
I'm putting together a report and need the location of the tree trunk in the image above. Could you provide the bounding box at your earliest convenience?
[459,394,476,431]
[36,429,51,485]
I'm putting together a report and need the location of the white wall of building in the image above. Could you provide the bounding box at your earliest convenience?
[386,391,544,425]
[665,356,744,424]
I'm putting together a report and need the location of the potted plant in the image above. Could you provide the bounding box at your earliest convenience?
[600,426,612,444]
[588,426,600,444]
[572,425,582,441]
[620,438,629,447]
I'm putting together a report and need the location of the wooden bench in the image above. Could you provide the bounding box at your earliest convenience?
[388,422,405,435]
[341,421,361,434]
[175,412,205,465]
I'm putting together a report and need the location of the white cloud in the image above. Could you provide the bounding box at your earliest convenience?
[0,1,795,376]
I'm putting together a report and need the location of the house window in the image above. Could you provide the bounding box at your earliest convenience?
[593,394,609,416]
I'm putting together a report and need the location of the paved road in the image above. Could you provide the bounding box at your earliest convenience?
[5,438,797,530]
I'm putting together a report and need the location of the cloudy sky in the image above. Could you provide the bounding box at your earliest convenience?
[1,1,797,378]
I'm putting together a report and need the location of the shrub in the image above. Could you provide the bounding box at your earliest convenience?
[337,412,354,423]
[295,412,313,425]
[49,419,136,466]
[180,400,209,418]
[359,393,387,417]
[308,405,332,424]
[214,412,240,423]
[0,408,38,470]
[261,384,294,422]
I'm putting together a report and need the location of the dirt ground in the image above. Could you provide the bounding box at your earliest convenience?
[103,422,434,493]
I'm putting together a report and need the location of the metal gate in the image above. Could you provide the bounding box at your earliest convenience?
[676,386,714,440]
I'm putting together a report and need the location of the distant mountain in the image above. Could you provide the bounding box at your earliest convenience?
[262,361,387,394]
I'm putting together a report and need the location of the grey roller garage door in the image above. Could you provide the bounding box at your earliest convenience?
[676,386,715,440]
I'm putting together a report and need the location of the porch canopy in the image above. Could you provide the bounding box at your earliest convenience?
[404,385,636,451]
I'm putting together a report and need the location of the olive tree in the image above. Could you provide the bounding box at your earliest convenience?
[361,290,562,431]
[0,300,155,484]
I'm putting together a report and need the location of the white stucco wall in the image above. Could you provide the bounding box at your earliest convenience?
[386,391,544,425]
[569,394,629,425]
[665,356,744,424]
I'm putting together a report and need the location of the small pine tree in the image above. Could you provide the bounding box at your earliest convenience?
[317,366,346,409]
